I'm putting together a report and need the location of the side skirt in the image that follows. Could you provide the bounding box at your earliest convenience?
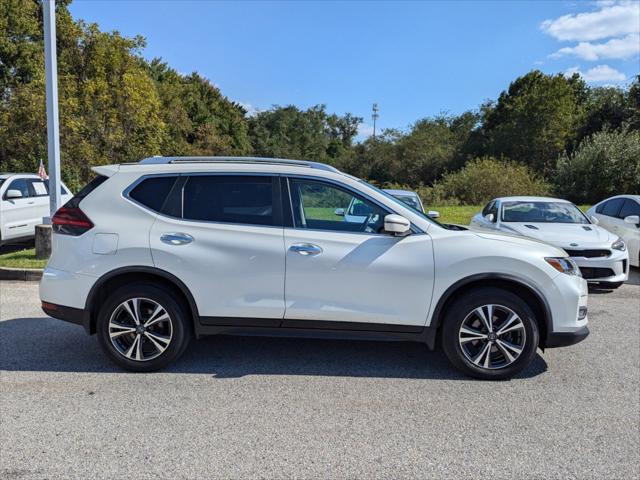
[196,317,438,349]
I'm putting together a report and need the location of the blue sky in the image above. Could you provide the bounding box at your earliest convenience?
[69,0,640,136]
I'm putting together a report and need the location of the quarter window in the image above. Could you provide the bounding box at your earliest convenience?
[288,178,388,233]
[182,175,274,226]
[129,176,179,214]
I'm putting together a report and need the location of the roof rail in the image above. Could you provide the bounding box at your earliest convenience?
[138,156,340,173]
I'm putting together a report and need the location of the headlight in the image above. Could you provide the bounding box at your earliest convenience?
[545,257,581,276]
[611,238,626,251]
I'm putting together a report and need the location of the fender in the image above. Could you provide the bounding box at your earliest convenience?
[82,266,200,335]
[429,272,553,345]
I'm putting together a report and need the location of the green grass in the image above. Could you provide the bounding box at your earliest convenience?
[0,248,48,269]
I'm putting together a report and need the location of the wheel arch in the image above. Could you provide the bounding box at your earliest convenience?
[83,266,200,335]
[429,273,552,349]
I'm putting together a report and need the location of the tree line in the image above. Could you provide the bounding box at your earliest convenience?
[1,0,638,204]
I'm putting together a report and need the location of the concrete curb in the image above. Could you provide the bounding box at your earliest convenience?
[0,267,43,281]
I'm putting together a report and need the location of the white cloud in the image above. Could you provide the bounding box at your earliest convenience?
[550,33,640,60]
[357,123,375,138]
[541,1,639,41]
[238,102,260,117]
[564,64,626,82]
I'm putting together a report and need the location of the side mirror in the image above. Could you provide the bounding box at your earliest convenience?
[485,213,494,223]
[384,214,411,236]
[624,215,640,226]
[427,210,440,219]
[590,215,599,225]
[334,208,345,217]
[5,189,23,199]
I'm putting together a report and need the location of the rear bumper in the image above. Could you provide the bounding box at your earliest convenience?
[41,301,85,327]
[545,326,589,348]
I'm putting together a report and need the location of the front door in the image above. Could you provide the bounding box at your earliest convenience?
[282,177,435,328]
[150,174,286,322]
[1,178,36,241]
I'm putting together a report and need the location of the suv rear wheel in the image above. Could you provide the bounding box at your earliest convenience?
[441,287,539,380]
[96,284,192,372]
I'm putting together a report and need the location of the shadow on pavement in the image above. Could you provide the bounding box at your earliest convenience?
[0,317,547,380]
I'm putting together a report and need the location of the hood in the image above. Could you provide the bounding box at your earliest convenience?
[500,222,616,248]
[472,231,566,256]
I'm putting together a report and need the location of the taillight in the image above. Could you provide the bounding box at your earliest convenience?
[52,206,94,236]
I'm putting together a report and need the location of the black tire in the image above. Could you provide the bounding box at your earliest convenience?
[441,287,539,380]
[598,281,624,289]
[96,283,192,372]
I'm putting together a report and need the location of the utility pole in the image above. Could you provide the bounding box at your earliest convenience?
[372,103,379,141]
[43,0,61,221]
[36,0,61,259]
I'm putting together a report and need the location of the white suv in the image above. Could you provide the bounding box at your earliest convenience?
[0,173,72,245]
[39,157,589,380]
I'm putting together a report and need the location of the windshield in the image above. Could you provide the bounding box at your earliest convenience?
[357,180,442,226]
[501,201,589,224]
[392,194,423,212]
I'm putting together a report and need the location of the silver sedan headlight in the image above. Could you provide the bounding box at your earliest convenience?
[611,238,626,251]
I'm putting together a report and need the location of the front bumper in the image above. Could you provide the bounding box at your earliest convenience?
[545,325,589,348]
[570,249,629,283]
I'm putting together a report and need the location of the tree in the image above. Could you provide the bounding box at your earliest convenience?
[555,129,640,204]
[437,157,551,205]
[248,104,361,165]
[480,70,586,174]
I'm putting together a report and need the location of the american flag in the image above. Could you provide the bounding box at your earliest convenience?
[38,159,48,180]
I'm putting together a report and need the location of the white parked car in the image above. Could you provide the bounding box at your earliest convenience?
[0,173,72,245]
[586,195,640,268]
[40,157,589,380]
[471,197,629,288]
[338,189,439,223]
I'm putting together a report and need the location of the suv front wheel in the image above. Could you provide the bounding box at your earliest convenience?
[96,284,192,372]
[442,287,540,380]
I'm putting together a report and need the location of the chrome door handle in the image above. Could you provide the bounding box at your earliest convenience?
[160,233,193,246]
[289,243,323,256]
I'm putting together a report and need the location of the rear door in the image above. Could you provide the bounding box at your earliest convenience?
[282,176,434,328]
[148,174,286,323]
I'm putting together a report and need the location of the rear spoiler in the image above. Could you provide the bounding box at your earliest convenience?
[91,165,119,177]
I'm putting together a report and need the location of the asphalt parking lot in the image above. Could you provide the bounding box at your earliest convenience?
[1,273,639,479]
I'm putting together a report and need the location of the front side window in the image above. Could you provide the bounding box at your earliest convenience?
[482,201,495,217]
[601,198,625,217]
[288,178,388,233]
[183,175,274,226]
[502,201,589,224]
[3,179,30,199]
[618,199,640,219]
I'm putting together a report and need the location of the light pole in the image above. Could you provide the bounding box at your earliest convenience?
[36,0,61,259]
[43,0,61,221]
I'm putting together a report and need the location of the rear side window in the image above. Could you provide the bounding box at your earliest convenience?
[618,199,640,219]
[182,175,274,226]
[601,198,625,217]
[129,176,178,213]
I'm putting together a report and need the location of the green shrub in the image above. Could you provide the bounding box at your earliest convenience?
[555,129,640,204]
[436,157,551,205]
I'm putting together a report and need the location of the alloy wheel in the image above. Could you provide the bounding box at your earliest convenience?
[108,298,173,362]
[458,304,526,370]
